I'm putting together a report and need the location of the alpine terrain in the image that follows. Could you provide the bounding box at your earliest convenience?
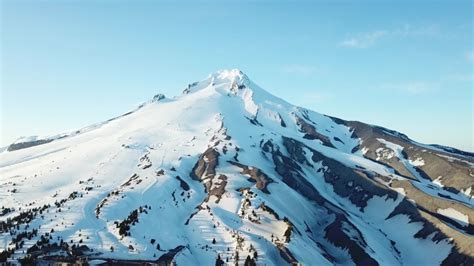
[1,69,473,265]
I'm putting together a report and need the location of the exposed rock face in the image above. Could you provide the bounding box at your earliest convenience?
[325,214,378,266]
[208,174,227,202]
[282,136,398,210]
[190,147,219,192]
[7,139,54,151]
[152,93,166,102]
[339,119,474,197]
[228,161,273,193]
[175,176,190,191]
[156,245,185,265]
[261,139,326,204]
[278,246,299,265]
[295,116,335,148]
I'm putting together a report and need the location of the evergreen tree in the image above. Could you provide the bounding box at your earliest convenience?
[244,255,256,266]
[235,251,239,266]
[215,254,224,266]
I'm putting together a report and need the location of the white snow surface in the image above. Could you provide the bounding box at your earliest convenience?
[437,208,469,227]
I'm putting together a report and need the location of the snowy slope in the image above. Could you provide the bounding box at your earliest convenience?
[1,69,473,265]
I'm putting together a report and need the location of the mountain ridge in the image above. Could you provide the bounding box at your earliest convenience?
[0,69,473,265]
[6,69,472,156]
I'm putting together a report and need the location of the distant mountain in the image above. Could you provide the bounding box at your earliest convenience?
[1,69,472,265]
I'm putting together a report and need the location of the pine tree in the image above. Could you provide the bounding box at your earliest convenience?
[244,255,256,266]
[215,254,224,266]
[235,251,239,266]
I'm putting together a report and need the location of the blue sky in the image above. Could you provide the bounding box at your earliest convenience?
[1,0,473,150]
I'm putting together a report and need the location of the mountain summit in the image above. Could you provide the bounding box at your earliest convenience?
[1,70,473,265]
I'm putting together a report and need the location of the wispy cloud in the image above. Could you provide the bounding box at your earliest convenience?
[339,31,388,48]
[381,81,436,95]
[281,64,318,75]
[339,24,439,48]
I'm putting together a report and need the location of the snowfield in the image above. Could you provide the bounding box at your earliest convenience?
[1,69,473,265]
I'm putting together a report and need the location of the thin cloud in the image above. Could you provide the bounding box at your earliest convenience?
[381,81,436,95]
[339,24,439,48]
[339,31,388,48]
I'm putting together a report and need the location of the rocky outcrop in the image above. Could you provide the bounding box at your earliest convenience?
[278,246,299,265]
[7,139,54,152]
[282,136,397,210]
[190,148,219,192]
[152,93,166,102]
[295,116,335,148]
[228,161,273,193]
[334,119,474,197]
[325,214,378,266]
[156,245,185,266]
[262,139,326,204]
[175,176,190,191]
[208,175,227,203]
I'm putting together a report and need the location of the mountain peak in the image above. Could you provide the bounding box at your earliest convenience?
[182,68,251,95]
[208,68,250,91]
[209,68,247,81]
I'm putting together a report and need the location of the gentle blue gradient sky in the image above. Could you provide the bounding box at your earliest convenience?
[1,0,473,150]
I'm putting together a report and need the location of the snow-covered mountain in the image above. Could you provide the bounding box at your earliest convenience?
[1,69,473,265]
